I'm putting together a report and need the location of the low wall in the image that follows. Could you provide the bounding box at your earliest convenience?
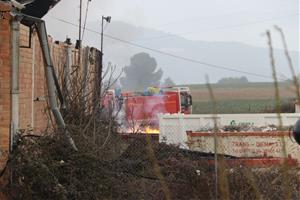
[158,113,300,148]
[187,131,300,161]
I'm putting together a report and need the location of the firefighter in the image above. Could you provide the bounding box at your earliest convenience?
[147,87,160,95]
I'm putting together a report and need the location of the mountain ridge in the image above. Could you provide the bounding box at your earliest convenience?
[45,19,299,84]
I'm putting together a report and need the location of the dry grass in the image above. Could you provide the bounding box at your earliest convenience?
[2,134,300,199]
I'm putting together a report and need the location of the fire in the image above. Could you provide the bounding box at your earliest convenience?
[145,127,160,134]
[118,126,160,134]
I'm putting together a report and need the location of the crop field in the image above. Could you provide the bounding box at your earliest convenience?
[184,82,297,114]
[192,99,279,114]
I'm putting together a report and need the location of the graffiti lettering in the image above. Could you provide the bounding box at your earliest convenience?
[230,120,254,126]
[232,141,250,147]
[230,140,283,156]
[256,141,280,147]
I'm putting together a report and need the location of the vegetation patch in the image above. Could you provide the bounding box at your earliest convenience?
[2,130,300,199]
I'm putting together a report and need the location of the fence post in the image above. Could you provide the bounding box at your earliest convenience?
[64,41,72,94]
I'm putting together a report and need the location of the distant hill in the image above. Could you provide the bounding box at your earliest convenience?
[45,20,300,84]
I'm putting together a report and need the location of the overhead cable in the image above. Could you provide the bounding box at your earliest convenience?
[49,16,279,80]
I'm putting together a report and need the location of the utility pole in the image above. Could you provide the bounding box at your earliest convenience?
[101,16,104,61]
[101,16,111,66]
[99,16,111,100]
[78,0,83,66]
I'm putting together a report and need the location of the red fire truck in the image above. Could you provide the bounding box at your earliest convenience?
[104,87,192,132]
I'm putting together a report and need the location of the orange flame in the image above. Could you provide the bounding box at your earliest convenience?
[118,126,160,134]
[144,127,160,134]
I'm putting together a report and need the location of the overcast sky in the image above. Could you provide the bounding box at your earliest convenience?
[43,0,299,84]
[45,0,299,51]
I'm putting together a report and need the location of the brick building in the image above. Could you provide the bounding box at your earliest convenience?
[0,2,12,165]
[0,2,101,174]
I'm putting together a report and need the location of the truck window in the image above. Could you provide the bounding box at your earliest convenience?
[180,94,186,106]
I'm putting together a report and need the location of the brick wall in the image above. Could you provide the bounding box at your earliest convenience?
[0,2,12,163]
[0,2,12,197]
[19,25,49,133]
[17,26,92,133]
[0,2,99,173]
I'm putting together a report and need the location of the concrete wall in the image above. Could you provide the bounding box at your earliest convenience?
[159,113,300,148]
[187,131,300,160]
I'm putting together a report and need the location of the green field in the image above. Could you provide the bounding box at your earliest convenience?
[181,82,297,114]
[193,99,278,114]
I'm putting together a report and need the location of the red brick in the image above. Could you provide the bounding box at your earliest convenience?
[0,2,11,11]
[1,21,99,166]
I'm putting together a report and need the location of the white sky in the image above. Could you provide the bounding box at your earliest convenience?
[45,0,299,51]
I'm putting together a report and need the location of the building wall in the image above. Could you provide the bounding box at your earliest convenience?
[0,3,12,198]
[0,2,12,162]
[0,2,100,173]
[19,25,50,133]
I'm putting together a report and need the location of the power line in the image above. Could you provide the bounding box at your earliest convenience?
[103,35,273,79]
[136,13,299,42]
[49,16,274,80]
[153,10,299,29]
